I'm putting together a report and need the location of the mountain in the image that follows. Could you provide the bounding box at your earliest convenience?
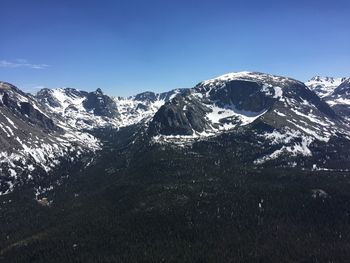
[36,87,182,129]
[306,76,350,122]
[149,72,349,168]
[0,83,184,195]
[1,72,350,196]
[151,72,338,137]
[0,82,99,195]
[36,87,119,129]
[1,72,350,262]
[325,78,350,121]
[113,89,183,127]
[305,76,347,98]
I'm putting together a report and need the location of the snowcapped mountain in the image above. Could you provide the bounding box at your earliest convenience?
[1,72,350,196]
[0,84,182,195]
[305,76,347,98]
[36,87,120,129]
[0,82,99,195]
[150,72,345,138]
[149,72,350,167]
[36,87,182,129]
[306,76,350,121]
[113,89,183,127]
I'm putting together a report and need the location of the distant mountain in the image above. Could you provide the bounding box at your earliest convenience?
[306,76,350,122]
[305,76,347,97]
[36,87,119,129]
[36,87,182,129]
[113,89,184,127]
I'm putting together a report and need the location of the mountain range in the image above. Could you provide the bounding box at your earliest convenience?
[1,72,350,196]
[1,72,350,262]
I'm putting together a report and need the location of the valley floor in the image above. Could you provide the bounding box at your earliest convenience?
[1,131,350,263]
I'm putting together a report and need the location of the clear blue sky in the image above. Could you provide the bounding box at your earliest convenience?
[0,0,349,96]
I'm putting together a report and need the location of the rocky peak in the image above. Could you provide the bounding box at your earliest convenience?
[83,89,119,118]
[134,91,157,102]
[333,78,350,96]
[95,88,104,95]
[306,76,348,98]
[0,81,14,90]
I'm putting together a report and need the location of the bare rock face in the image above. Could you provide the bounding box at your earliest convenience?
[150,95,211,135]
[83,88,119,118]
[0,82,61,132]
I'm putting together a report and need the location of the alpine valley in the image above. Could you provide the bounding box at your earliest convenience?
[1,72,350,262]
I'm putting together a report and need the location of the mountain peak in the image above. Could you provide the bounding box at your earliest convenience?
[308,76,347,83]
[0,81,22,94]
[306,76,349,98]
[0,81,13,90]
[95,88,104,95]
[201,71,301,87]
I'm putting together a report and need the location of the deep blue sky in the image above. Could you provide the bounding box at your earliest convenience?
[0,0,349,96]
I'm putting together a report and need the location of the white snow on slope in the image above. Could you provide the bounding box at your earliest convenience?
[42,88,176,130]
[40,88,111,129]
[202,71,253,85]
[327,97,350,106]
[261,84,283,99]
[0,84,104,195]
[0,130,100,196]
[306,76,347,98]
[114,96,167,127]
[49,88,86,115]
[255,129,313,164]
[206,104,266,131]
